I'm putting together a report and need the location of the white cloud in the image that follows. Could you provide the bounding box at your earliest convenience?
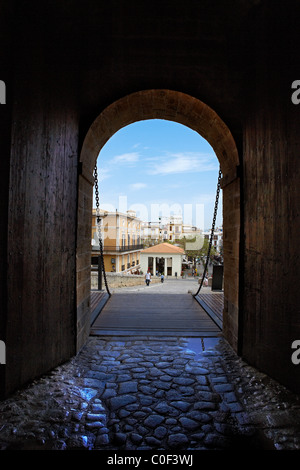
[148,152,218,175]
[129,182,147,191]
[112,152,140,164]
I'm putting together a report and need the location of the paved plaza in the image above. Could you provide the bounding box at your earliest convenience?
[110,277,208,294]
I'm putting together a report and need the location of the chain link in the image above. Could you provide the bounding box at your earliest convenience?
[94,164,221,299]
[194,167,222,297]
[94,166,111,297]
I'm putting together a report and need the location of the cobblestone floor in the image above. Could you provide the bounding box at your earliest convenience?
[1,334,300,452]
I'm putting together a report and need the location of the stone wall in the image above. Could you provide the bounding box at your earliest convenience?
[222,177,240,353]
[91,272,160,289]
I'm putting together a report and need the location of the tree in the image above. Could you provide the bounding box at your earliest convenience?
[170,236,219,272]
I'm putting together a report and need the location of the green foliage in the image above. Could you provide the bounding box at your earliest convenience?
[173,236,218,264]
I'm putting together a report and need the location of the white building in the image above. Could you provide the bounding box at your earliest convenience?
[141,222,160,244]
[203,226,223,252]
[140,242,185,277]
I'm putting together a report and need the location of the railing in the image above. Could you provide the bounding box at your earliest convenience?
[100,244,144,252]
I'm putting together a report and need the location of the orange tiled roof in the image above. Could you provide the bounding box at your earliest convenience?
[141,242,185,254]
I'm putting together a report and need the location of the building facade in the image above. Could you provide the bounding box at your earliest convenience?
[141,215,202,245]
[203,227,223,253]
[141,222,161,245]
[140,242,185,277]
[92,209,143,274]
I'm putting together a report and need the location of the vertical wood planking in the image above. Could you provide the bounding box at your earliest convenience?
[243,58,300,392]
[6,70,79,395]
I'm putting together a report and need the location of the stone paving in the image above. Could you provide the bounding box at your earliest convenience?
[1,333,300,451]
[109,276,202,295]
[1,281,300,452]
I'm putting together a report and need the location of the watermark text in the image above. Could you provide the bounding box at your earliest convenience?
[107,453,193,467]
[0,340,6,364]
[291,340,300,365]
[291,80,300,105]
[100,196,205,230]
[0,80,6,104]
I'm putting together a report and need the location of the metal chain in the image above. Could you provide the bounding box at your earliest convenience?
[94,165,111,297]
[194,167,222,297]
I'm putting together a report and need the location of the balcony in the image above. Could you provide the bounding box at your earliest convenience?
[101,244,144,252]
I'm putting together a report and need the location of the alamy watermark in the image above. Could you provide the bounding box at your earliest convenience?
[117,196,205,230]
[97,196,207,250]
[0,340,6,364]
[291,80,300,105]
[291,340,300,365]
[0,80,6,104]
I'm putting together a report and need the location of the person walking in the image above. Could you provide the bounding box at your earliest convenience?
[145,271,151,286]
[161,273,164,283]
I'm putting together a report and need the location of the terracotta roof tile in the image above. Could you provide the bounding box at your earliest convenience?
[141,242,185,254]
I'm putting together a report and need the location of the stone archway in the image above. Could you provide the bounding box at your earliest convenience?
[77,89,240,352]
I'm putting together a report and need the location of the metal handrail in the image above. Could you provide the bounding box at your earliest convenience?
[93,244,144,252]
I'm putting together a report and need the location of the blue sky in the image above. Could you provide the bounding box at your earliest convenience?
[94,119,222,230]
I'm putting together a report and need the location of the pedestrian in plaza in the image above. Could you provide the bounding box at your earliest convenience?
[145,271,151,286]
[161,273,164,283]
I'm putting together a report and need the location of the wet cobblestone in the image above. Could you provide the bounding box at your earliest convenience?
[0,335,300,451]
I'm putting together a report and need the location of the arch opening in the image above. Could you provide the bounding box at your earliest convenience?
[77,90,240,352]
